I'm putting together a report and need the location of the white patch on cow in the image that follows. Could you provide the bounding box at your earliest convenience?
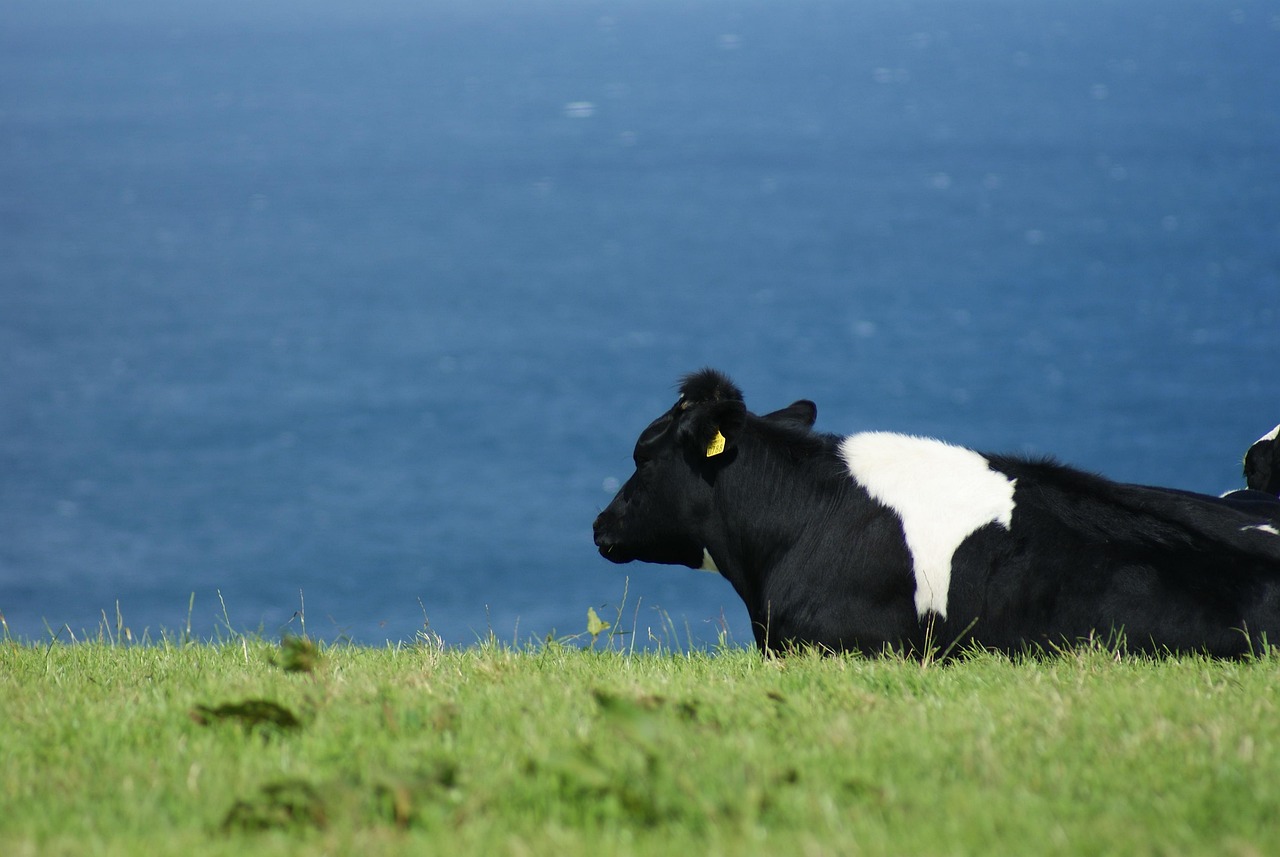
[839,432,1017,620]
[1244,523,1280,536]
[699,548,720,573]
[1255,425,1280,445]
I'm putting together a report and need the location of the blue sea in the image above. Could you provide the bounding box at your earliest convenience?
[2,0,1277,646]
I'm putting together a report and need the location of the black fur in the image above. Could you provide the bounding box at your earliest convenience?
[1244,426,1280,495]
[678,368,744,406]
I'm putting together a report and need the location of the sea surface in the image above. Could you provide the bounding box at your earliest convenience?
[3,0,1278,646]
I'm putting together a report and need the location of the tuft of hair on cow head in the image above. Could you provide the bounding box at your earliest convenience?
[677,368,744,407]
[675,368,747,460]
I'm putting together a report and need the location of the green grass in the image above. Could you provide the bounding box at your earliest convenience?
[3,629,1280,856]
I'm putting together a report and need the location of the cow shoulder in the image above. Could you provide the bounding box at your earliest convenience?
[838,432,1017,620]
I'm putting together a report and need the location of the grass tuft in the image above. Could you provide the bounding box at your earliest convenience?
[273,635,321,674]
[190,699,305,735]
[222,779,328,833]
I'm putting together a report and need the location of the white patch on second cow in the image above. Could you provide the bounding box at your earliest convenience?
[839,432,1017,620]
[1244,523,1280,536]
[699,548,720,573]
[1256,425,1280,445]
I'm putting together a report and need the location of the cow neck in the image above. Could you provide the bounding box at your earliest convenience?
[703,431,840,588]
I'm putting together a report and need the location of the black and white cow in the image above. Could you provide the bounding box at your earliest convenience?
[1244,424,1280,496]
[593,369,1280,657]
[1217,424,1280,518]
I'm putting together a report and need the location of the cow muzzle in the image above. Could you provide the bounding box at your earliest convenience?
[592,513,634,564]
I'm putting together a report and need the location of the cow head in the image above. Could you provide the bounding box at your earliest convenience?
[1245,424,1280,495]
[592,369,818,569]
[592,369,747,567]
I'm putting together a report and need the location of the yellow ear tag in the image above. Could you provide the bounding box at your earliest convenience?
[706,430,727,457]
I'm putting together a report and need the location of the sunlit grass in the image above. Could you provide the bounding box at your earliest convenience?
[3,615,1279,856]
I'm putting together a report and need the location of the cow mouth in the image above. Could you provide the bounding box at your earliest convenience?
[593,516,705,567]
[597,542,636,564]
[596,538,706,569]
[593,513,640,563]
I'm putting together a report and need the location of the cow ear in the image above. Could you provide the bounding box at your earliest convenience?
[763,399,817,428]
[680,399,747,459]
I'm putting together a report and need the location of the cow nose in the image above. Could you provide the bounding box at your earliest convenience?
[592,512,621,555]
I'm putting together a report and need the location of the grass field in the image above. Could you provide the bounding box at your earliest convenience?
[3,621,1280,856]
